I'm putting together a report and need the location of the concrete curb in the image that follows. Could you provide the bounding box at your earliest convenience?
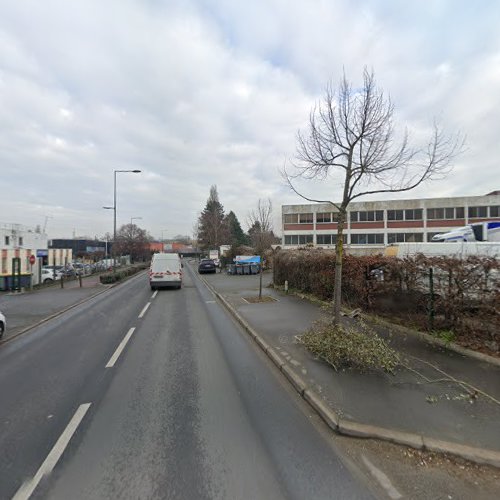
[0,270,146,346]
[369,315,500,368]
[199,274,500,469]
[274,285,500,368]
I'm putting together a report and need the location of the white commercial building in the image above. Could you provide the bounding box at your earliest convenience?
[0,222,71,289]
[282,191,500,254]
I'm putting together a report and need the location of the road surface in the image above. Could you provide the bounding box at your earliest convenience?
[0,265,377,499]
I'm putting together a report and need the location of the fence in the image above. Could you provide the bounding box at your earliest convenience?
[274,249,500,351]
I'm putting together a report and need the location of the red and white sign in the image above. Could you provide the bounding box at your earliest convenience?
[29,255,36,265]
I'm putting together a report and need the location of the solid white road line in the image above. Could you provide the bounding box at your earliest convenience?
[105,327,136,368]
[138,302,151,319]
[361,455,402,500]
[13,403,92,500]
[151,290,158,299]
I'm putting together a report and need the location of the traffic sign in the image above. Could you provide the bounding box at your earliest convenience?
[29,255,36,265]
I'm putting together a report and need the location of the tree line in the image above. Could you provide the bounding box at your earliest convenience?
[195,185,279,255]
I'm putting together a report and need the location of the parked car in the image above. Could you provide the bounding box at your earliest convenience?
[198,259,217,274]
[0,310,5,339]
[72,263,89,276]
[41,268,63,283]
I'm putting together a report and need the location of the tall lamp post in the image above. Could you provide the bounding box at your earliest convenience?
[130,216,142,226]
[103,169,141,272]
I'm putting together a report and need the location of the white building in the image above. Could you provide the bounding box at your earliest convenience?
[282,191,500,254]
[0,222,71,289]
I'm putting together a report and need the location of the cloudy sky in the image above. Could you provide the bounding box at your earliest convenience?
[1,0,499,240]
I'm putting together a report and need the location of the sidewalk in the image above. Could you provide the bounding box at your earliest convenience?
[0,274,109,342]
[201,268,500,466]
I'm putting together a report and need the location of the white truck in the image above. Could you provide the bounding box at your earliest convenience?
[209,249,220,266]
[149,253,182,290]
[431,221,500,243]
[392,241,500,258]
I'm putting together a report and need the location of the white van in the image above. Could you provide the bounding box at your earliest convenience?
[149,253,182,290]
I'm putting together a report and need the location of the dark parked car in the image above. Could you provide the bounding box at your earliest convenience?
[198,259,217,274]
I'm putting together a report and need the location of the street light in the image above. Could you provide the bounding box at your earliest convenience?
[130,216,142,225]
[103,169,141,272]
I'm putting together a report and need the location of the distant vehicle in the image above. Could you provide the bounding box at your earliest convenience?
[198,258,217,274]
[72,263,87,275]
[0,310,5,339]
[95,259,119,271]
[387,241,500,258]
[432,221,500,242]
[209,249,219,261]
[41,268,63,283]
[149,253,182,290]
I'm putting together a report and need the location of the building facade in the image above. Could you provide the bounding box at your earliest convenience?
[282,191,500,252]
[0,223,71,289]
[49,238,108,257]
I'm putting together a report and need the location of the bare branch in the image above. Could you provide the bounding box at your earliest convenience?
[284,67,464,325]
[281,163,340,211]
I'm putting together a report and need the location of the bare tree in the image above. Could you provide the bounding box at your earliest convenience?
[283,68,463,325]
[248,198,274,299]
[114,223,152,263]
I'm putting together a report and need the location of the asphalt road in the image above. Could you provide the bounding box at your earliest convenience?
[0,266,376,499]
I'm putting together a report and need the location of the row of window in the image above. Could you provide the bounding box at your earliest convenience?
[284,205,500,225]
[284,234,314,245]
[284,232,440,245]
[4,236,23,246]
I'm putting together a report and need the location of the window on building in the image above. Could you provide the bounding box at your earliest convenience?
[468,206,487,218]
[283,214,298,224]
[332,212,340,222]
[316,213,331,223]
[299,213,313,224]
[316,234,332,245]
[298,234,313,244]
[350,233,384,244]
[4,236,9,245]
[444,208,454,219]
[19,237,23,246]
[387,210,404,221]
[427,208,445,220]
[455,207,465,218]
[490,206,500,217]
[388,233,424,243]
[359,210,384,222]
[284,234,313,245]
[404,209,423,220]
[350,211,358,222]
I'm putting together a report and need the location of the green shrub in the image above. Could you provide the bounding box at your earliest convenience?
[99,264,148,284]
[301,320,400,373]
[435,330,456,344]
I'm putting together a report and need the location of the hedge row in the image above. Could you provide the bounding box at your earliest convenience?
[99,263,149,284]
[273,249,500,352]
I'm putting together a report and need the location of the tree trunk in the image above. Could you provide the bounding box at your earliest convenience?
[333,209,346,325]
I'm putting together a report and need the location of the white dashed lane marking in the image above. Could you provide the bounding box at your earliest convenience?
[105,327,136,368]
[138,302,151,319]
[13,403,92,500]
[361,455,402,499]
